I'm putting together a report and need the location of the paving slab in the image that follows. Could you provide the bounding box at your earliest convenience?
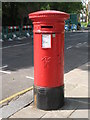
[64,63,88,98]
[69,101,88,118]
[42,111,65,118]
[69,109,88,118]
[64,63,88,87]
[11,105,47,118]
[65,85,88,98]
[64,82,78,97]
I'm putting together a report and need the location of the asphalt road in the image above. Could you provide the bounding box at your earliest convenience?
[1,31,88,100]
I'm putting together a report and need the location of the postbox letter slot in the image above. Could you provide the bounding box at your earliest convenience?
[41,26,53,28]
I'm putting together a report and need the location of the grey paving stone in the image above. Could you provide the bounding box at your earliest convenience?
[69,109,88,118]
[64,82,78,97]
[65,85,88,98]
[42,111,65,118]
[69,103,88,118]
[11,105,47,118]
[64,63,88,87]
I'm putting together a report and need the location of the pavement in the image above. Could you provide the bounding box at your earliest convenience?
[10,62,89,118]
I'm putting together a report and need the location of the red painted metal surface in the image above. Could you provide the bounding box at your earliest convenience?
[29,10,69,88]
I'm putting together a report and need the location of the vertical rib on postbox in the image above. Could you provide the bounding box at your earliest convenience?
[29,10,69,110]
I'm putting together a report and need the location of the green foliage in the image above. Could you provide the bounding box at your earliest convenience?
[81,22,88,27]
[2,2,83,26]
[41,4,50,10]
[88,21,90,24]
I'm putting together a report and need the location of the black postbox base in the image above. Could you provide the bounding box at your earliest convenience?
[34,85,64,110]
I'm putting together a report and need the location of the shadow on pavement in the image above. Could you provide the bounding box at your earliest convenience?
[60,97,89,110]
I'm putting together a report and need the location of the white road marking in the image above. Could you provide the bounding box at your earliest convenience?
[26,76,34,80]
[8,38,13,41]
[75,43,82,48]
[66,46,72,49]
[26,33,30,37]
[0,39,3,42]
[83,42,87,44]
[0,43,30,50]
[75,42,88,48]
[17,37,26,40]
[0,70,11,74]
[82,42,88,47]
[13,34,17,38]
[0,65,8,69]
[77,43,82,45]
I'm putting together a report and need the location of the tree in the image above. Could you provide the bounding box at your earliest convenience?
[2,2,83,26]
[2,2,19,26]
[49,2,83,13]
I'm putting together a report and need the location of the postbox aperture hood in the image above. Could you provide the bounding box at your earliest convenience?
[29,10,70,22]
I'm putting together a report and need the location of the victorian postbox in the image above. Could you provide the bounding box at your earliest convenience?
[29,10,69,110]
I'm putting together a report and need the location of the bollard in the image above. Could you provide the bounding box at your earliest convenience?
[23,26,27,36]
[29,10,69,110]
[5,26,9,39]
[27,25,31,34]
[18,26,23,37]
[2,25,33,41]
[13,26,19,38]
[8,26,13,39]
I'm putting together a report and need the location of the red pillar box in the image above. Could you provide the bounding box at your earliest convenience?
[29,10,69,110]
